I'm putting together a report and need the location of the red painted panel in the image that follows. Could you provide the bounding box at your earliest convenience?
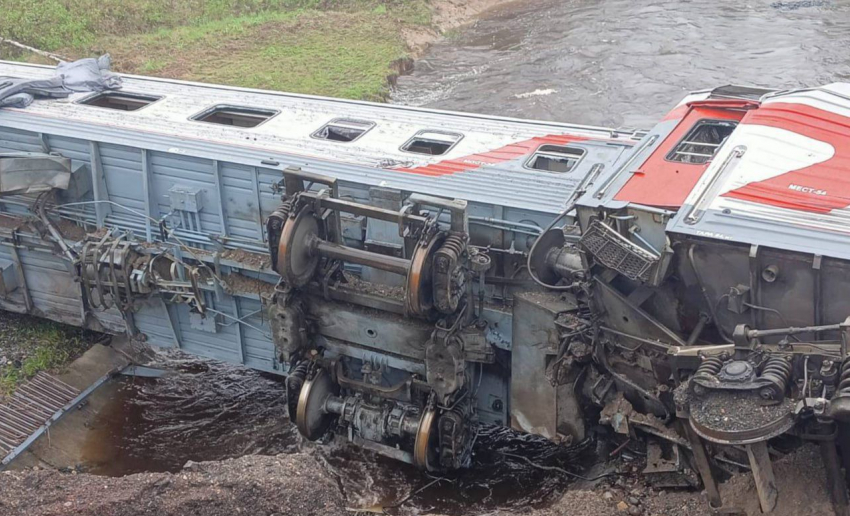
[613,102,751,208]
[393,134,588,177]
[721,102,850,213]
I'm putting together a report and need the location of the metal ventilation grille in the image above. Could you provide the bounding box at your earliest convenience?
[0,372,79,459]
[580,221,658,282]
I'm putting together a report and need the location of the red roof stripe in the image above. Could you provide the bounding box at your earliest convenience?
[613,103,747,208]
[392,134,589,177]
[722,102,850,213]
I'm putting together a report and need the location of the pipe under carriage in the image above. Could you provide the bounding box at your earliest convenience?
[5,61,850,513]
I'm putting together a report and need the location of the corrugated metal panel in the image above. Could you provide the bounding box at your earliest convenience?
[220,162,263,241]
[133,298,181,348]
[45,134,90,162]
[170,302,241,363]
[149,151,224,235]
[99,143,146,212]
[240,298,278,373]
[0,61,636,215]
[257,166,283,215]
[0,126,42,153]
[17,248,82,324]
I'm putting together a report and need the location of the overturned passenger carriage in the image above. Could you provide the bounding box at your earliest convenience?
[2,61,850,512]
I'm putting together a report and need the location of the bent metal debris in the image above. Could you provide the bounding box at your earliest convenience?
[1,60,850,514]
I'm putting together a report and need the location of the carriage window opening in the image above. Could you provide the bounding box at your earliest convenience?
[191,105,278,128]
[401,131,463,156]
[312,119,374,142]
[79,91,162,112]
[525,145,585,173]
[666,119,738,164]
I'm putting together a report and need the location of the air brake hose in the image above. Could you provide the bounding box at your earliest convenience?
[526,201,581,291]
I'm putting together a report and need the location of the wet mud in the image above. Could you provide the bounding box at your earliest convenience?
[78,352,590,514]
[62,2,850,514]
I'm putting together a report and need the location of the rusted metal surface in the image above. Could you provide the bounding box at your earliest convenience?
[4,59,850,513]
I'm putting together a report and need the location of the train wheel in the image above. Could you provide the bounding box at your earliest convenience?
[413,407,439,471]
[295,368,337,440]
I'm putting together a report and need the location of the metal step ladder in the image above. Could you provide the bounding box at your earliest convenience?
[0,372,80,465]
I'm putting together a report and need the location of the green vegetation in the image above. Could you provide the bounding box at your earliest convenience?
[0,0,435,100]
[0,316,96,397]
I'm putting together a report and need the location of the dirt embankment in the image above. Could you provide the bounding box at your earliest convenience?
[0,453,346,516]
[431,0,521,31]
[2,0,523,101]
[1,445,836,516]
[403,0,522,57]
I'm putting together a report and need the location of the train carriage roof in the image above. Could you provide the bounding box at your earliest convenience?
[0,61,638,215]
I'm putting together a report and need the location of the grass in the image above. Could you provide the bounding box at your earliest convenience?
[0,0,442,393]
[0,1,441,394]
[0,317,96,397]
[0,0,435,100]
[108,10,411,99]
[0,0,327,50]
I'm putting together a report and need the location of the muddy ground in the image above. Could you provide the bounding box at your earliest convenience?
[3,1,848,515]
[0,444,836,516]
[0,453,343,516]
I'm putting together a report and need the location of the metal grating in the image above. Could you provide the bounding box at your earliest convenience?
[580,221,658,282]
[0,372,79,457]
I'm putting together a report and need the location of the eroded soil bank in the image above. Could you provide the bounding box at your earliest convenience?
[0,445,835,516]
[0,0,517,101]
[2,1,847,515]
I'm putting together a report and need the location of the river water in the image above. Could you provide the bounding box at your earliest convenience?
[77,0,850,512]
[393,0,850,128]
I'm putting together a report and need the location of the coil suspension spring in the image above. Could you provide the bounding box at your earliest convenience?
[837,358,850,398]
[760,355,792,401]
[267,199,296,269]
[285,360,311,419]
[694,354,725,381]
[439,234,465,261]
[433,234,467,314]
[268,199,294,232]
[279,199,294,217]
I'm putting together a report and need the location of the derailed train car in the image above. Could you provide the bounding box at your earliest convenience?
[1,60,849,513]
[571,84,850,513]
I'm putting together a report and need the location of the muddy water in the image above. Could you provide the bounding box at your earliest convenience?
[80,355,297,476]
[80,352,587,514]
[324,426,591,514]
[74,1,850,511]
[394,0,850,128]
